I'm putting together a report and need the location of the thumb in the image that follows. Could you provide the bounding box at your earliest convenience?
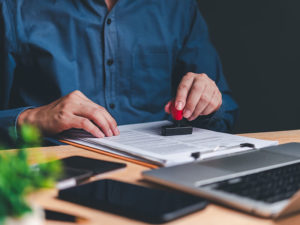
[164,100,172,114]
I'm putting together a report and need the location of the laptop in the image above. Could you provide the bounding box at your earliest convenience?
[143,142,300,218]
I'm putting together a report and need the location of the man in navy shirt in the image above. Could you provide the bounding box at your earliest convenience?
[0,0,238,139]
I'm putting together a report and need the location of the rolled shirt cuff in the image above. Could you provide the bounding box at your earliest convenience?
[0,106,35,140]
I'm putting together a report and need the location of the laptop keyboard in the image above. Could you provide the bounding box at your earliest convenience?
[207,162,300,203]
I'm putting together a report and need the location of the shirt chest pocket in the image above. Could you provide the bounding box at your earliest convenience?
[130,49,172,113]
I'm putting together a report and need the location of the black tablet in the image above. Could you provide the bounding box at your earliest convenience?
[58,179,208,223]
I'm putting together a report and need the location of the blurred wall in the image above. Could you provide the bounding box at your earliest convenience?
[198,0,300,133]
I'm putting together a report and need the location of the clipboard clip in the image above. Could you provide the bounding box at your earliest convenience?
[212,143,256,152]
[190,143,256,161]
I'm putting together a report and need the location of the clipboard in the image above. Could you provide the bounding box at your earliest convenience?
[59,120,278,169]
[60,140,159,169]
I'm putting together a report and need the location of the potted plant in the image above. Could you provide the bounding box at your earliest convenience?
[0,125,61,225]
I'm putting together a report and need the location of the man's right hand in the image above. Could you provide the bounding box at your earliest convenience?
[17,90,120,138]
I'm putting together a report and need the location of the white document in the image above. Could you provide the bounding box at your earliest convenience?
[63,121,278,167]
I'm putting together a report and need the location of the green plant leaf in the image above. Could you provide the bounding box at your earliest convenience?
[0,124,62,221]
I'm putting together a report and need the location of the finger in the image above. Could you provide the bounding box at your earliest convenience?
[202,91,222,115]
[69,90,98,109]
[75,106,114,137]
[72,90,87,99]
[64,91,119,136]
[101,109,120,136]
[164,101,172,114]
[188,87,215,121]
[91,114,113,137]
[201,91,220,116]
[70,94,119,136]
[183,81,205,119]
[187,101,204,121]
[71,115,104,138]
[83,100,119,135]
[63,90,85,104]
[217,92,223,109]
[175,73,195,110]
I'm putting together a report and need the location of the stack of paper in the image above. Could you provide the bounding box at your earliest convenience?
[61,121,278,167]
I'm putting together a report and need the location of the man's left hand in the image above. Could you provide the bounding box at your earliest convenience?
[165,72,222,121]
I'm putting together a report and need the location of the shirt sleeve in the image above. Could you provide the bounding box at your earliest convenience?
[173,0,239,132]
[0,1,33,140]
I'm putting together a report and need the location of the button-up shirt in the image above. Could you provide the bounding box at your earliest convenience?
[0,0,238,139]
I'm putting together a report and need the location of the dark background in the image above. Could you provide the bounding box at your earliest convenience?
[198,0,300,133]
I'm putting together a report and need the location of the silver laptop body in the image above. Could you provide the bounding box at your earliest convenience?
[143,143,300,218]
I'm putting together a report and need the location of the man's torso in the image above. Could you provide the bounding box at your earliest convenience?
[7,0,193,125]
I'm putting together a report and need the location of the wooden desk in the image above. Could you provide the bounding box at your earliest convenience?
[19,130,300,225]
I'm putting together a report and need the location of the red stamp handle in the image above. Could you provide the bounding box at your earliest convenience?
[170,102,183,121]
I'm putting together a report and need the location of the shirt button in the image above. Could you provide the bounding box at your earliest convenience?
[107,59,114,66]
[109,103,115,109]
[107,18,112,25]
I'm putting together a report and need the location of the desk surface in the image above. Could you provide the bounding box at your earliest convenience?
[16,130,300,225]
